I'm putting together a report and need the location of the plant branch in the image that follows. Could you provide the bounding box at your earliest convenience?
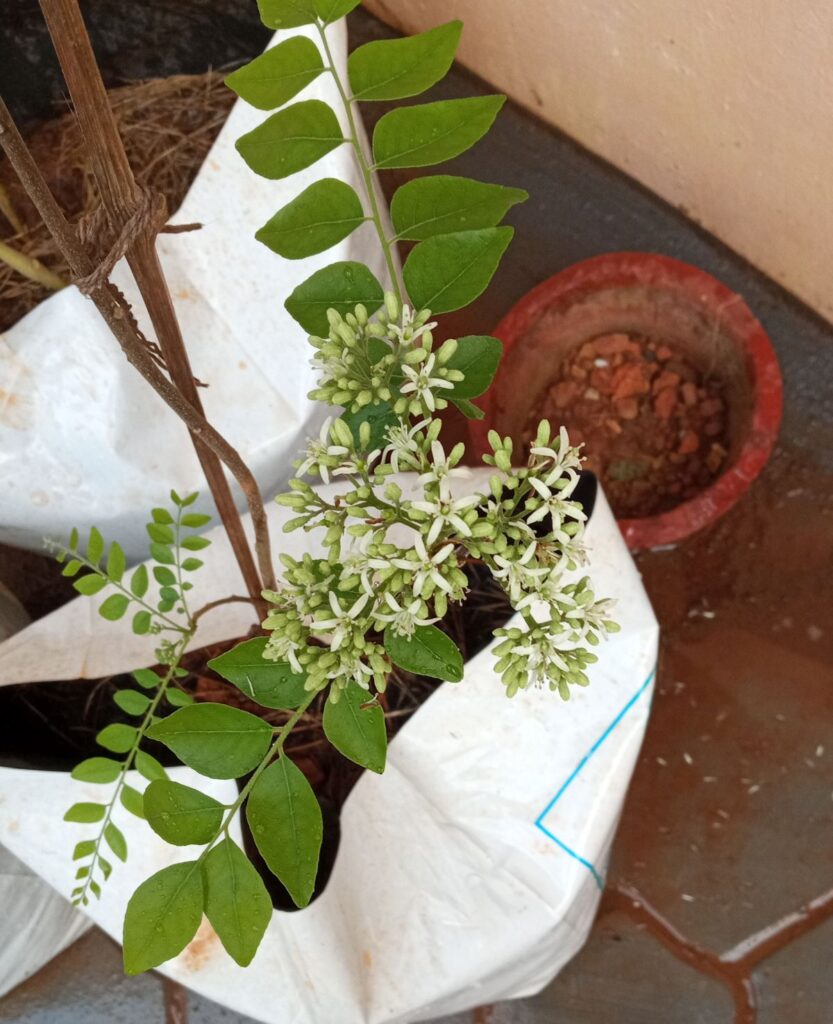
[191,594,254,626]
[0,94,276,603]
[31,0,272,611]
[316,21,405,304]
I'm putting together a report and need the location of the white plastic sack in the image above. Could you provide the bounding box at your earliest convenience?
[0,472,657,1022]
[0,21,390,560]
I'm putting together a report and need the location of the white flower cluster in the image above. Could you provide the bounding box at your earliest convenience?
[266,296,617,702]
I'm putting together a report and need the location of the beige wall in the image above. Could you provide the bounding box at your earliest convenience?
[365,0,833,320]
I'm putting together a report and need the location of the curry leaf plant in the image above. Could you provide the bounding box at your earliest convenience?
[56,4,617,976]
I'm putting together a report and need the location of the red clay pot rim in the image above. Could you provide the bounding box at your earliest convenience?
[471,252,783,550]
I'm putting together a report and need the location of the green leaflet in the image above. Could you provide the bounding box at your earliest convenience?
[313,0,360,22]
[236,100,343,180]
[256,179,365,260]
[444,335,503,398]
[384,624,464,682]
[130,564,148,598]
[202,839,272,966]
[285,261,384,335]
[113,689,151,716]
[144,780,224,846]
[322,682,386,774]
[99,593,130,621]
[348,21,462,102]
[97,723,138,754]
[391,175,527,240]
[256,0,316,28]
[120,784,146,820]
[123,862,203,975]
[146,704,273,780]
[135,749,169,782]
[225,36,324,111]
[208,637,309,709]
[104,822,128,862]
[372,95,505,170]
[106,542,126,583]
[246,756,322,908]
[64,802,105,824]
[403,227,513,314]
[71,756,122,784]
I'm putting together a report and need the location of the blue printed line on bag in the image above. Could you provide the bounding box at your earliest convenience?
[534,665,657,889]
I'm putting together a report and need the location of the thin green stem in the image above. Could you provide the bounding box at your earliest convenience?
[316,21,405,304]
[58,544,186,634]
[173,505,193,626]
[74,636,193,904]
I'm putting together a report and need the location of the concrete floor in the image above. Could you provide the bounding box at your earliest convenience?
[2,8,833,1024]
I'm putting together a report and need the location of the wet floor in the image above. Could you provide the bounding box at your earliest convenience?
[2,7,832,1024]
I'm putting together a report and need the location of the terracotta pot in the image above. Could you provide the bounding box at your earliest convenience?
[470,252,783,549]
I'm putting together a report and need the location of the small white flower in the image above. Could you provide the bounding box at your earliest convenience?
[418,440,470,498]
[264,634,304,674]
[411,492,479,545]
[383,418,429,473]
[388,304,437,347]
[526,473,585,539]
[331,448,382,478]
[394,535,455,597]
[296,416,349,484]
[400,353,454,412]
[491,541,550,603]
[374,593,438,637]
[313,591,371,650]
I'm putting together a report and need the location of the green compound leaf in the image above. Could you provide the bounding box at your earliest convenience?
[105,821,128,862]
[120,784,146,820]
[256,178,365,260]
[225,36,324,111]
[64,802,106,823]
[348,21,462,102]
[313,0,360,22]
[391,175,527,240]
[146,522,174,545]
[147,704,273,780]
[73,574,107,597]
[113,689,152,716]
[372,95,505,170]
[384,624,464,682]
[166,689,194,708]
[246,756,322,908]
[322,682,386,774]
[236,99,343,181]
[444,334,503,398]
[208,637,309,710]
[135,749,169,783]
[403,227,513,314]
[256,0,316,29]
[202,839,272,967]
[152,507,174,525]
[130,564,149,598]
[71,756,123,784]
[144,780,224,846]
[285,260,384,335]
[123,861,203,975]
[97,723,138,754]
